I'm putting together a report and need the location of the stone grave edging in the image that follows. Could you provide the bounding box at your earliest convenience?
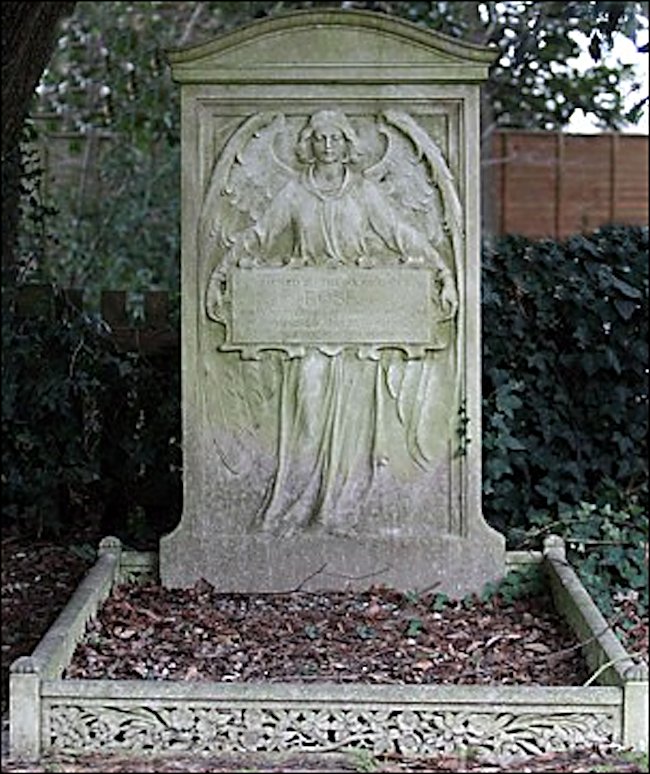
[8,537,647,762]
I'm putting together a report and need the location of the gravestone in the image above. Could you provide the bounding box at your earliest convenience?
[160,9,505,596]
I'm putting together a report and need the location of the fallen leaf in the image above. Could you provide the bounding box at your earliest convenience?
[524,643,552,655]
[183,665,201,680]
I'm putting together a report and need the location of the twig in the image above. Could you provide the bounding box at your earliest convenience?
[484,633,516,650]
[417,581,442,595]
[178,2,204,46]
[583,652,645,687]
[68,337,84,378]
[293,562,329,592]
[547,610,625,663]
[323,565,391,582]
[239,562,333,595]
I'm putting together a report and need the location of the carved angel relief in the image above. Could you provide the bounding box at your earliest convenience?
[198,109,465,537]
[200,109,463,360]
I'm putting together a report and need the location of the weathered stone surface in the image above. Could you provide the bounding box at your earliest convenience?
[162,534,502,597]
[159,9,505,593]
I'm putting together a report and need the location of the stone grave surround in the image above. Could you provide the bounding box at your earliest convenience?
[160,9,505,596]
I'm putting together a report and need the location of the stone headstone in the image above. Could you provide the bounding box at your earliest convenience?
[160,9,505,596]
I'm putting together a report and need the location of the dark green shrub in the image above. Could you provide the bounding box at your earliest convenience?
[94,336,181,547]
[1,285,181,546]
[479,564,548,606]
[482,225,648,539]
[2,287,106,536]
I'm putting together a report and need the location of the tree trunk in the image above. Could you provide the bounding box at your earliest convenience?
[1,1,76,281]
[2,1,76,156]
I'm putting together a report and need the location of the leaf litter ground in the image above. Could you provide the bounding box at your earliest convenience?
[66,578,590,686]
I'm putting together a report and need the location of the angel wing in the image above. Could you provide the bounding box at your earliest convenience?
[198,112,297,280]
[199,115,295,468]
[364,110,463,263]
[368,111,466,461]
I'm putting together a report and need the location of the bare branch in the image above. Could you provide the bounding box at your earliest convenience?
[546,610,625,665]
[178,2,204,47]
[293,562,329,592]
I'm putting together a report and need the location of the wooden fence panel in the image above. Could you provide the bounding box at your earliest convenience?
[560,134,613,238]
[613,135,649,225]
[491,131,648,240]
[496,132,558,239]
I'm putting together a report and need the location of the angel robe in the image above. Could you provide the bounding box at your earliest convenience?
[211,167,458,537]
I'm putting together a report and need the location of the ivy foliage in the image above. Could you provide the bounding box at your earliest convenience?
[482,225,648,540]
[2,288,103,536]
[479,564,548,606]
[552,498,647,618]
[1,284,181,545]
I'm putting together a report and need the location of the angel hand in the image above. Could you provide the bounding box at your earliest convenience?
[286,256,308,268]
[439,274,458,319]
[206,270,227,323]
[238,256,257,269]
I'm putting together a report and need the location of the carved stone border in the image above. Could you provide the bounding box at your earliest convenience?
[41,684,621,759]
[9,539,648,762]
[544,536,648,750]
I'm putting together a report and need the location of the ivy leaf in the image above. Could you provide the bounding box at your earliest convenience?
[405,618,424,638]
[614,299,638,320]
[611,276,643,299]
[356,624,376,641]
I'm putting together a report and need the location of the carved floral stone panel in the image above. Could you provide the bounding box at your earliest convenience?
[48,702,618,757]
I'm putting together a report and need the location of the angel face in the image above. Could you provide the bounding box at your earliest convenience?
[296,110,361,166]
[311,126,346,165]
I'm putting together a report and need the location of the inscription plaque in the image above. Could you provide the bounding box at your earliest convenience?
[229,267,433,346]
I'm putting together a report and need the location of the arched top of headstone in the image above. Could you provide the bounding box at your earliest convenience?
[167,9,495,84]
